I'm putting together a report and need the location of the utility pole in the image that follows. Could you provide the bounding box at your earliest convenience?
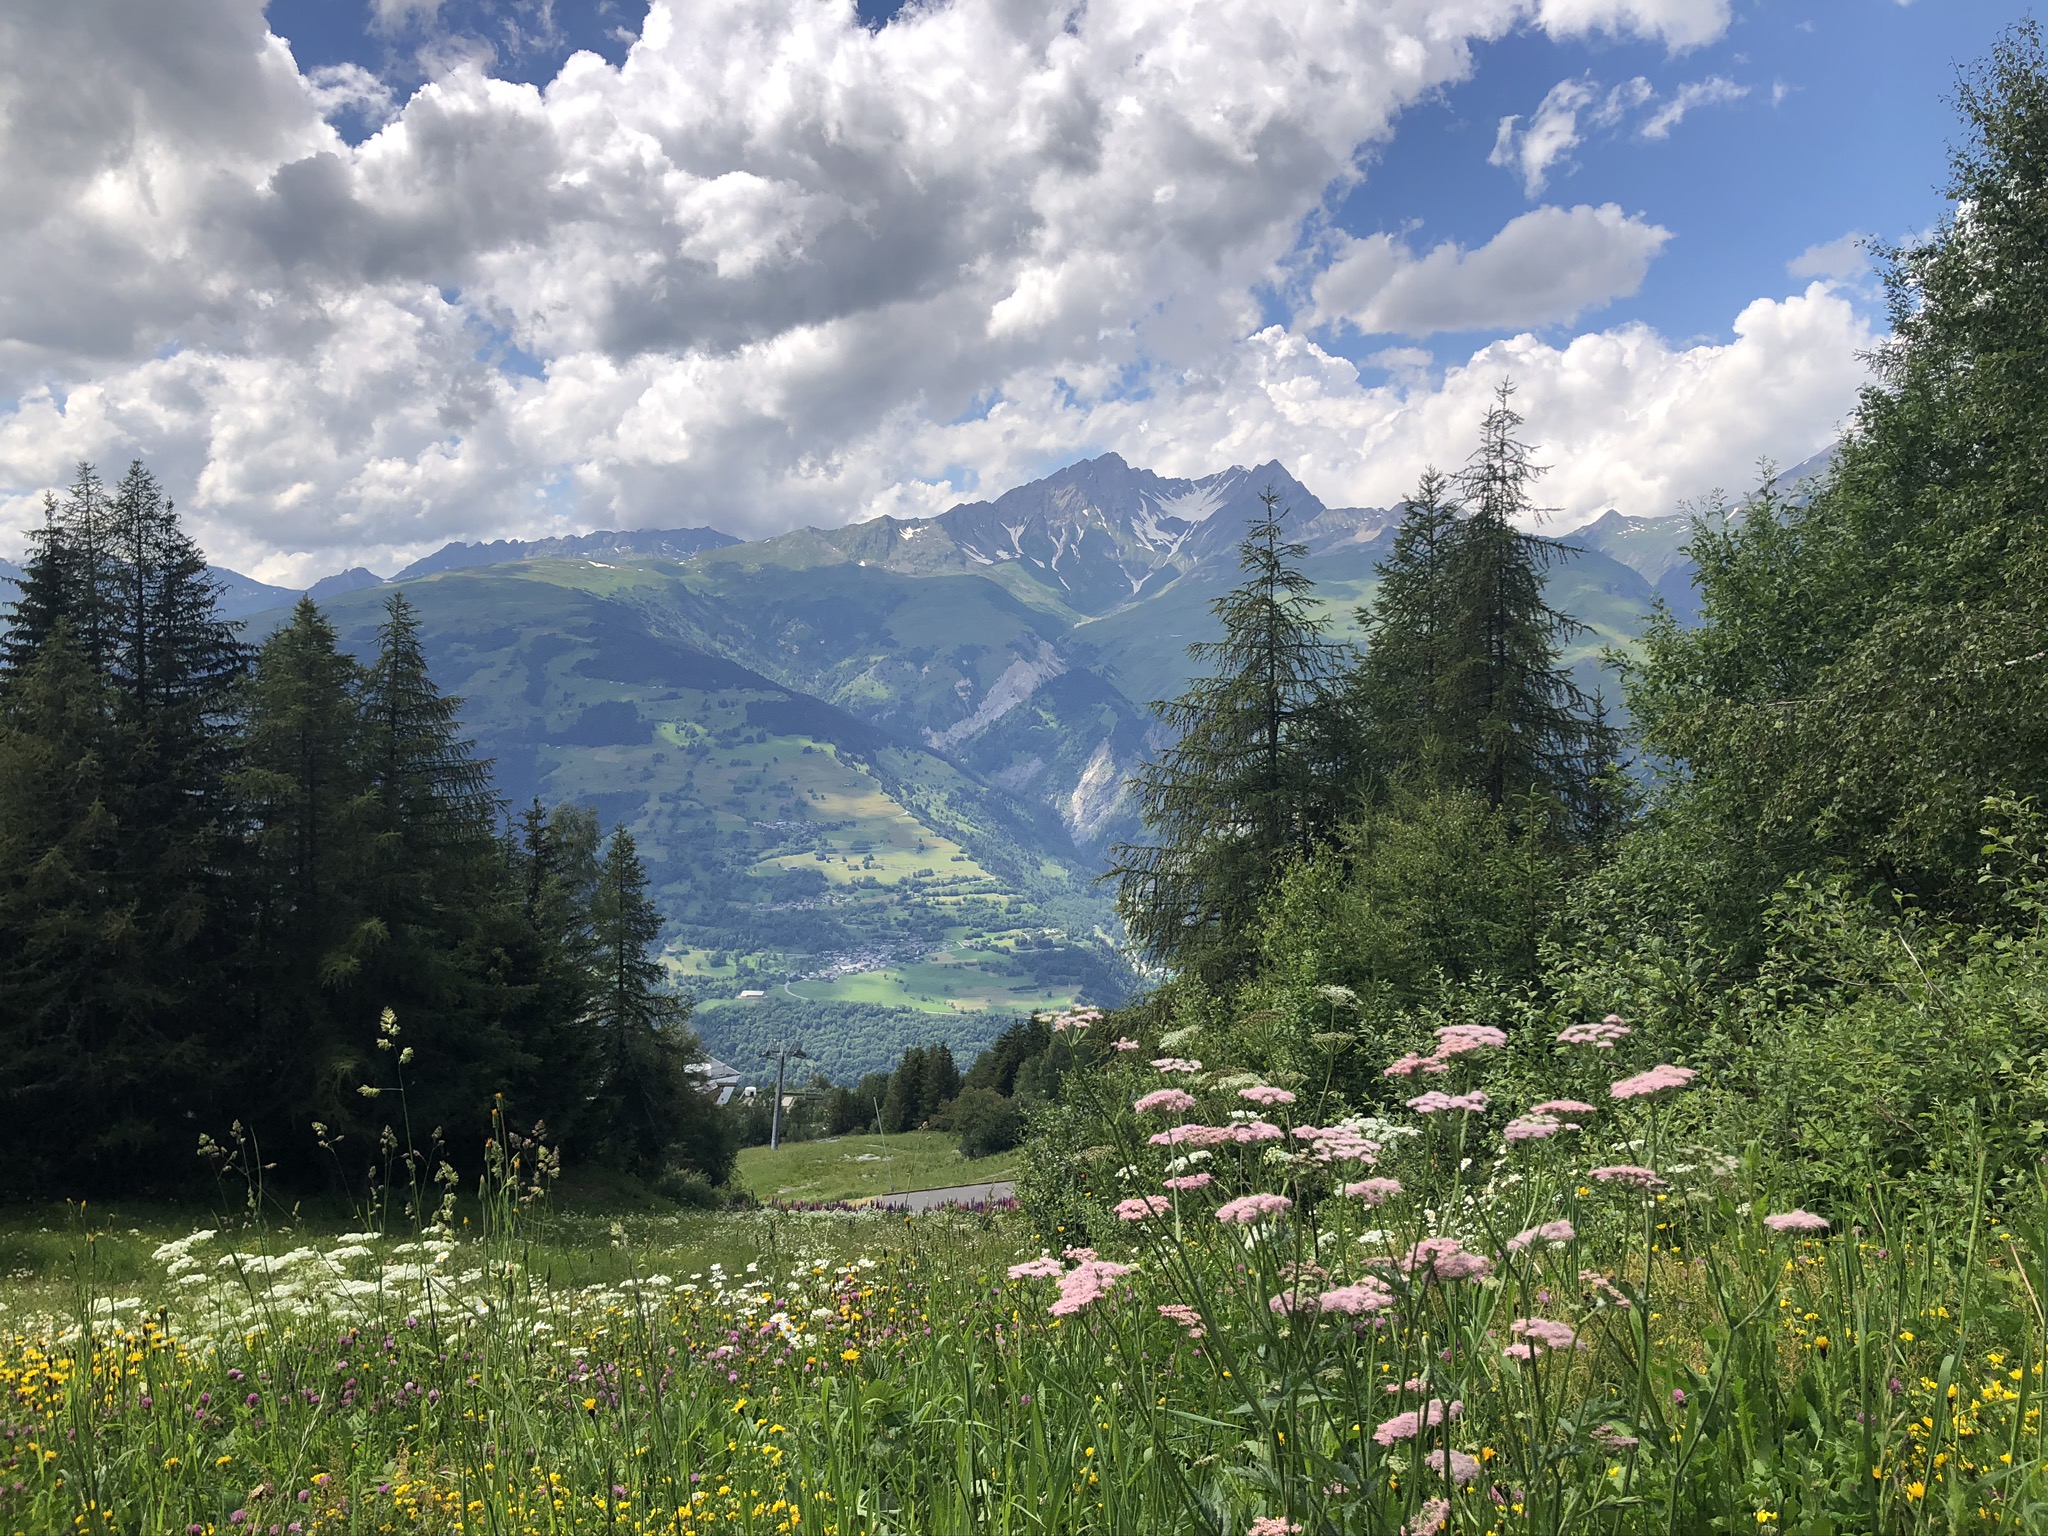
[766,1041,810,1151]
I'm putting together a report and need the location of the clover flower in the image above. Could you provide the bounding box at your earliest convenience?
[1763,1209,1830,1233]
[1215,1193,1293,1225]
[1133,1089,1198,1115]
[1610,1063,1697,1099]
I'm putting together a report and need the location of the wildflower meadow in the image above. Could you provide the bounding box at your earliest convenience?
[7,1003,2046,1536]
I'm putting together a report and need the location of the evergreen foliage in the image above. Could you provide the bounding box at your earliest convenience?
[1108,488,1347,983]
[0,467,735,1196]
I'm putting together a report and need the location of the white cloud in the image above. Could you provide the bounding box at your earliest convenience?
[1788,232,1870,281]
[1639,75,1747,139]
[1307,204,1671,337]
[0,0,1799,580]
[1491,70,1745,196]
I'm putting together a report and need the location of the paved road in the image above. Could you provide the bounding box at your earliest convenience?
[864,1180,1016,1212]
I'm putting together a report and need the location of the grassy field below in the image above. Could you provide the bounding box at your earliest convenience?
[735,1130,1019,1203]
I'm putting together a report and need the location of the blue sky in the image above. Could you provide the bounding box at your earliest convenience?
[0,0,2028,579]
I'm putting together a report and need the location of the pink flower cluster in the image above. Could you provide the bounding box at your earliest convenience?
[1407,1089,1489,1115]
[1156,1303,1206,1339]
[1246,1521,1301,1536]
[1589,1164,1666,1188]
[1230,1119,1284,1144]
[1111,1037,1141,1052]
[1114,1195,1171,1221]
[1050,1257,1134,1316]
[1239,1084,1297,1106]
[1132,1088,1198,1115]
[1316,1279,1395,1315]
[1763,1209,1830,1233]
[1610,1063,1697,1099]
[1529,1098,1596,1116]
[1373,1398,1462,1445]
[1424,1448,1481,1485]
[1505,1218,1575,1253]
[1050,1006,1103,1033]
[1161,1172,1213,1191]
[1399,1236,1493,1282]
[1405,1496,1450,1536]
[1215,1192,1293,1225]
[1147,1123,1233,1148]
[1342,1177,1403,1206]
[1504,1113,1562,1142]
[1292,1124,1380,1164]
[1581,1270,1632,1308]
[1386,1023,1507,1077]
[1150,1057,1202,1073]
[1556,1013,1631,1047]
[1006,1256,1063,1280]
[1510,1316,1581,1353]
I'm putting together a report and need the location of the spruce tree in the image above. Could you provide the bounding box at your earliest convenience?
[1108,487,1347,981]
[1349,468,1463,785]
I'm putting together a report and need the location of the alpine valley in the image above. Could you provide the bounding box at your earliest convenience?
[3,452,1768,1081]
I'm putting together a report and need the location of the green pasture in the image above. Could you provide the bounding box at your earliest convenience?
[734,1130,1019,1203]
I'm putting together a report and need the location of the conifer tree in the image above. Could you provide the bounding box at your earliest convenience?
[1108,487,1347,981]
[1349,468,1462,785]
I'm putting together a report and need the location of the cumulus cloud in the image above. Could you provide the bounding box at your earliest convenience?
[1788,232,1870,281]
[1640,75,1747,139]
[1306,204,1671,337]
[0,0,1847,582]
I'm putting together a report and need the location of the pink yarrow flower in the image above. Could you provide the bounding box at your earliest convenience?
[1529,1098,1597,1116]
[1505,1218,1576,1253]
[1342,1177,1403,1206]
[1556,1015,1632,1047]
[1215,1193,1293,1225]
[1006,1256,1063,1280]
[1062,1246,1098,1260]
[1405,1497,1450,1536]
[1407,1089,1488,1115]
[1111,1037,1140,1052]
[1373,1398,1463,1445]
[1050,1006,1103,1032]
[1132,1088,1198,1115]
[1763,1209,1831,1233]
[1383,1051,1450,1078]
[1400,1236,1493,1282]
[1114,1195,1171,1221]
[1247,1521,1301,1536]
[1292,1124,1380,1163]
[1434,1023,1507,1057]
[1147,1123,1234,1148]
[1610,1063,1697,1099]
[1239,1084,1297,1106]
[1049,1258,1133,1316]
[1161,1172,1213,1191]
[1150,1057,1202,1074]
[1156,1303,1206,1338]
[1229,1119,1285,1144]
[1316,1280,1395,1315]
[1504,1113,1563,1142]
[1424,1448,1482,1485]
[1590,1164,1667,1188]
[1511,1316,1582,1352]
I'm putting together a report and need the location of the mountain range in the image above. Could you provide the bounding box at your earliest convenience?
[0,451,1824,1078]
